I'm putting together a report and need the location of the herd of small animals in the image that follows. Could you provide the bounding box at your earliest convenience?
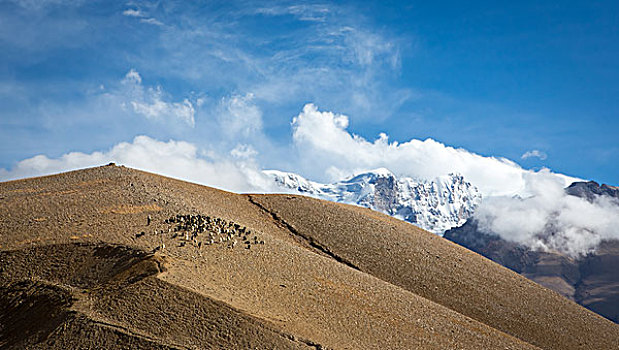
[136,214,265,252]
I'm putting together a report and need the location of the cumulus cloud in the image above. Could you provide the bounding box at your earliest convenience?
[521,149,547,160]
[120,69,195,127]
[291,104,578,196]
[474,170,619,257]
[0,136,274,193]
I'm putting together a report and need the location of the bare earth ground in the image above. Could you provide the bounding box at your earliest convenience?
[0,165,618,349]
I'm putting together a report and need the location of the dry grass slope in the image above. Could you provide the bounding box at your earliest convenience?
[0,165,617,349]
[251,194,619,349]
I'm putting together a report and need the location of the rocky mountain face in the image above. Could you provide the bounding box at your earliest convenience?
[565,181,619,202]
[265,168,482,234]
[444,181,619,323]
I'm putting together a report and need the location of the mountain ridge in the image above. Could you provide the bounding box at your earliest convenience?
[265,168,481,234]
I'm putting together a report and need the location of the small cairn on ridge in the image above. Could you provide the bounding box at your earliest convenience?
[164,214,265,250]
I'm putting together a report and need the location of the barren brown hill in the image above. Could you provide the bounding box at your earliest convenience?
[1,165,618,349]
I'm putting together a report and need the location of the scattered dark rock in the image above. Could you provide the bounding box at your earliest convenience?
[566,181,619,202]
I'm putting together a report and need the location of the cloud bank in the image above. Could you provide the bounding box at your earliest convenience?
[291,104,577,197]
[474,170,619,257]
[0,136,273,193]
[6,102,569,198]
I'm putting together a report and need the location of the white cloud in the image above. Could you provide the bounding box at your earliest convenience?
[474,169,619,257]
[291,104,578,196]
[9,0,83,10]
[521,149,547,160]
[230,144,258,159]
[143,2,410,122]
[0,136,274,193]
[123,68,142,84]
[120,69,195,127]
[140,18,163,26]
[130,98,194,125]
[288,103,616,256]
[122,9,144,17]
[217,94,263,138]
[254,4,330,22]
[122,7,163,26]
[338,26,400,68]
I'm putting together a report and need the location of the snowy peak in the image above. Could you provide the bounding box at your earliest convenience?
[263,170,324,196]
[345,167,396,182]
[342,169,399,213]
[264,169,482,234]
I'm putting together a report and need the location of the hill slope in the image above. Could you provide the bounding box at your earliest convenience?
[444,181,619,324]
[1,165,617,349]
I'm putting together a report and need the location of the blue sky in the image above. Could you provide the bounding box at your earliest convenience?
[1,0,618,188]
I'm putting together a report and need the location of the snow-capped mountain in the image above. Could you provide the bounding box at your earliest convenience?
[264,168,482,234]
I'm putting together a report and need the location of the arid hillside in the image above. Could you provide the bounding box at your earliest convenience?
[444,220,619,324]
[1,165,618,349]
[444,180,619,324]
